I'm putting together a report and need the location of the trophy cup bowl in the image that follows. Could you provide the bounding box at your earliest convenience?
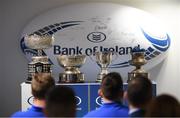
[96,51,112,68]
[57,55,86,68]
[129,52,147,66]
[24,34,54,82]
[95,51,113,82]
[57,55,86,83]
[128,50,148,82]
[24,34,54,49]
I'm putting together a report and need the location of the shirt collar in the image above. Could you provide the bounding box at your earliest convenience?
[129,108,140,115]
[31,105,44,112]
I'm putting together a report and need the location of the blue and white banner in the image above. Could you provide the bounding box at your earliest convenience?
[22,82,157,117]
[20,3,171,81]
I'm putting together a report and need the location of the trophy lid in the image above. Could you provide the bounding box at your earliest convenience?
[24,34,54,49]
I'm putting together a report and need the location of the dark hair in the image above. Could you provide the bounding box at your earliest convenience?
[31,73,55,99]
[45,86,76,117]
[127,77,152,108]
[145,94,180,117]
[101,72,123,101]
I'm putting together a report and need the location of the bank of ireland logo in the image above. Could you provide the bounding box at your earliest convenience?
[21,21,171,69]
[87,32,106,43]
[96,96,103,106]
[27,96,34,105]
[28,96,82,106]
[75,96,82,106]
[110,28,171,68]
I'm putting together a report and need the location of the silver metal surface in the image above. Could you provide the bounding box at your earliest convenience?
[25,34,54,82]
[95,51,113,82]
[57,55,86,83]
[57,55,86,68]
[24,34,54,49]
[30,56,49,64]
[128,51,148,82]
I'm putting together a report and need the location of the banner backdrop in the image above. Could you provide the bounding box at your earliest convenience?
[20,3,171,81]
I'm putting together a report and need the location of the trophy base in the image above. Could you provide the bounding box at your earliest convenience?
[127,72,148,83]
[96,73,107,83]
[58,73,85,83]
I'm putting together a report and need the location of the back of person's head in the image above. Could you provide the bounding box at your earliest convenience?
[100,72,123,101]
[145,94,180,117]
[45,86,76,117]
[127,76,152,108]
[31,73,55,99]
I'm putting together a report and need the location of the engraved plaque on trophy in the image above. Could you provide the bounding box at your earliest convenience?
[128,46,148,82]
[24,34,54,82]
[95,51,115,82]
[57,55,86,83]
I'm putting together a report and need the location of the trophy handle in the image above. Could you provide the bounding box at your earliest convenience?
[89,51,118,64]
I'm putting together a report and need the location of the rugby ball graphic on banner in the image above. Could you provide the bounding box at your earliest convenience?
[20,3,170,81]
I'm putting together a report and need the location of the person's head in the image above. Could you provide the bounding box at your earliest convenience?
[127,76,152,108]
[145,94,180,117]
[45,86,76,117]
[31,73,55,100]
[99,72,123,102]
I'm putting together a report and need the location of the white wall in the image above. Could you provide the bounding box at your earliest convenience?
[0,0,180,116]
[143,3,180,100]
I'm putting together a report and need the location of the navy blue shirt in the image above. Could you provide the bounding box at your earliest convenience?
[129,109,145,117]
[11,105,44,117]
[84,102,129,117]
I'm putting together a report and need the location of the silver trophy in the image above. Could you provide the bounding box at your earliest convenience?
[95,51,115,82]
[128,46,148,82]
[24,34,54,82]
[57,55,86,83]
